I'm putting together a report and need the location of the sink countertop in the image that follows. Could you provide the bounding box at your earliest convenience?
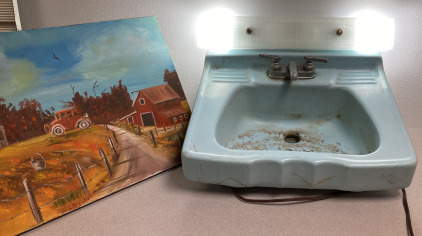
[24,127,421,236]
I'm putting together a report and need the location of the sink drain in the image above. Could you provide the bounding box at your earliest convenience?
[284,133,300,143]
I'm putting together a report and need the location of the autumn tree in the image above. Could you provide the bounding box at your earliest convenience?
[71,80,134,124]
[0,97,54,144]
[163,69,186,100]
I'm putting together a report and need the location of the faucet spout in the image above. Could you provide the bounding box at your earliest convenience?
[289,61,298,81]
[260,54,327,80]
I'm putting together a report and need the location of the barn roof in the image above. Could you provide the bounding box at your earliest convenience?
[159,107,188,117]
[119,111,137,121]
[133,84,180,106]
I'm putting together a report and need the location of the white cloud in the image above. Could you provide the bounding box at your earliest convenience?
[0,51,40,99]
[72,24,166,80]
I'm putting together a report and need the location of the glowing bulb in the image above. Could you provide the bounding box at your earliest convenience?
[353,10,395,53]
[195,8,235,52]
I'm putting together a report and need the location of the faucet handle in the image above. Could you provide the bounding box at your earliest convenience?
[304,56,328,63]
[303,56,328,71]
[259,54,282,71]
[259,54,281,63]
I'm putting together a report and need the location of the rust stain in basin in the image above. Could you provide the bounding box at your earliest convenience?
[227,128,346,154]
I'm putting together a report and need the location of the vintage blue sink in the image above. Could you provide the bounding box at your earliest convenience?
[182,50,417,191]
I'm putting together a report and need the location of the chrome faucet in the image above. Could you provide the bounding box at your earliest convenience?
[259,54,328,80]
[289,61,298,81]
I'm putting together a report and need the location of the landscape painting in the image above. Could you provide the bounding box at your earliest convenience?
[0,17,190,235]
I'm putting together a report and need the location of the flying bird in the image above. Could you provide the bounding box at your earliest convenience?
[52,52,60,61]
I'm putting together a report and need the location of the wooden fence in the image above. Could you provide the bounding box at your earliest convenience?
[0,126,120,225]
[115,122,187,148]
[1,123,187,227]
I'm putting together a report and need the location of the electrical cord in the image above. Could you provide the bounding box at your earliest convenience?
[229,187,345,204]
[230,187,414,235]
[401,189,414,236]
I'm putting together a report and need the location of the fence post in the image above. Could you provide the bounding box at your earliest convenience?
[178,132,184,147]
[137,125,141,135]
[23,179,43,224]
[149,130,156,147]
[108,137,118,161]
[104,124,109,130]
[74,163,88,194]
[112,131,118,145]
[99,148,112,177]
[154,127,158,136]
[163,125,166,133]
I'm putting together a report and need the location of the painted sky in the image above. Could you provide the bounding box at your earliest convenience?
[0,17,175,111]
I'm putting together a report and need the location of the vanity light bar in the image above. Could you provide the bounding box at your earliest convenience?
[233,17,356,50]
[196,14,394,52]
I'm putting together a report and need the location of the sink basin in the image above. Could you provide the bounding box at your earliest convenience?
[216,85,379,155]
[182,50,417,191]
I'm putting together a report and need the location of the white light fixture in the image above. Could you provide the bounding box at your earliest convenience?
[195,8,235,52]
[353,10,395,53]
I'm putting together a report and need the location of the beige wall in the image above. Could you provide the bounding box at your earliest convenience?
[17,0,422,128]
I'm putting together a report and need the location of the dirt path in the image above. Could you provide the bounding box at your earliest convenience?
[93,126,176,198]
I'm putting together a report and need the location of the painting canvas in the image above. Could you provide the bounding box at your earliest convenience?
[0,17,190,235]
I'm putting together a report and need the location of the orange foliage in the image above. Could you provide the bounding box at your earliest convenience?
[72,80,134,124]
[88,143,98,153]
[0,97,54,144]
[9,158,20,164]
[43,188,56,198]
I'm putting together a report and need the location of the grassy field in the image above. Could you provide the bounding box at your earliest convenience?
[0,125,115,235]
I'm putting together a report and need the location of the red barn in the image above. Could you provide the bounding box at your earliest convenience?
[131,84,189,128]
